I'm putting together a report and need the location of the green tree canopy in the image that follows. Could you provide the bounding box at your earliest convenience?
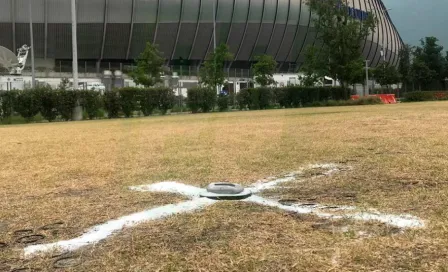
[199,43,233,90]
[252,55,277,87]
[371,65,400,88]
[398,44,413,92]
[412,37,447,90]
[303,0,377,89]
[131,42,165,87]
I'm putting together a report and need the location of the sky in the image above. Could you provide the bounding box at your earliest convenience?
[383,0,448,49]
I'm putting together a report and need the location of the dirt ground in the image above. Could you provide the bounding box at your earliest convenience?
[2,102,448,271]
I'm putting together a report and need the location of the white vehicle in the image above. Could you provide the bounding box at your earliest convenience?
[79,82,106,93]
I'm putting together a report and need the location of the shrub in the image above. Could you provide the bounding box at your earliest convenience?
[138,88,158,116]
[37,88,59,122]
[118,87,139,118]
[236,88,251,110]
[187,87,202,113]
[156,87,175,115]
[187,87,216,113]
[0,91,17,121]
[103,90,121,118]
[217,94,229,112]
[259,87,273,109]
[15,89,41,122]
[56,90,78,121]
[80,90,103,119]
[273,86,347,108]
[403,91,448,102]
[201,87,216,113]
[352,96,383,105]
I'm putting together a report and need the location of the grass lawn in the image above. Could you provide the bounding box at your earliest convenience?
[1,102,448,271]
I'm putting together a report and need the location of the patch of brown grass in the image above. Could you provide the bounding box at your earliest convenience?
[2,102,448,271]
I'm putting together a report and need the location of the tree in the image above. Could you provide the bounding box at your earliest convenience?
[199,43,233,91]
[300,46,324,86]
[371,64,400,88]
[412,37,446,90]
[58,78,71,90]
[252,55,277,87]
[131,42,165,87]
[304,0,376,92]
[398,45,413,92]
[411,59,435,91]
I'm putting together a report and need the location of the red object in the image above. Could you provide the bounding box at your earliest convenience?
[351,94,397,104]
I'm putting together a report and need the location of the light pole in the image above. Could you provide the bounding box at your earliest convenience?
[71,0,78,90]
[213,0,219,95]
[365,60,370,96]
[71,0,82,121]
[29,0,35,88]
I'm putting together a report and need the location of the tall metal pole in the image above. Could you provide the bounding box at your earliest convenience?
[365,60,370,96]
[29,0,35,88]
[71,0,78,90]
[213,0,218,94]
[213,0,217,51]
[71,0,83,120]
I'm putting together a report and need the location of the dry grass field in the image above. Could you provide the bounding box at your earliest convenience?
[2,102,448,271]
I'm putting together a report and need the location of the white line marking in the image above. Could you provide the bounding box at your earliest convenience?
[23,163,424,257]
[24,198,215,257]
[245,195,424,228]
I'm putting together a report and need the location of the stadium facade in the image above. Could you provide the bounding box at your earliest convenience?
[0,0,401,73]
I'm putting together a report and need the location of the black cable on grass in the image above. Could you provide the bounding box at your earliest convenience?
[39,222,64,231]
[13,229,33,236]
[15,235,45,244]
[53,256,81,268]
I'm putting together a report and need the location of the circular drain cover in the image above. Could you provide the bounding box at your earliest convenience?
[200,182,252,200]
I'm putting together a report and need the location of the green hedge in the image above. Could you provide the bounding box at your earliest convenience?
[0,91,16,121]
[0,87,176,123]
[187,87,216,113]
[403,91,448,102]
[237,86,348,110]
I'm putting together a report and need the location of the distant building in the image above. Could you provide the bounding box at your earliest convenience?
[0,0,402,75]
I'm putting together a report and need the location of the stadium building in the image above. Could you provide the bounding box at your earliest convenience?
[0,0,401,89]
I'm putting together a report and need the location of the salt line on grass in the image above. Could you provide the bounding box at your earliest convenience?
[248,163,344,193]
[245,195,424,229]
[24,197,216,257]
[129,181,205,198]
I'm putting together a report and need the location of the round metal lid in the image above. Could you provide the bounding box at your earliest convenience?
[200,182,252,200]
[206,182,244,195]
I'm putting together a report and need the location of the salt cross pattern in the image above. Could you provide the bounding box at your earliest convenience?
[24,163,424,257]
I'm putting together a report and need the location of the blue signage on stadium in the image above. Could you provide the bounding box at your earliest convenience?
[347,7,369,21]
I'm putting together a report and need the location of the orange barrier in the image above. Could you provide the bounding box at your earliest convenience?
[375,94,397,104]
[351,94,397,104]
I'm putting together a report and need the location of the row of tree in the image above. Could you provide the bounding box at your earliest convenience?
[303,0,448,92]
[130,41,277,91]
[399,38,448,91]
[130,0,447,95]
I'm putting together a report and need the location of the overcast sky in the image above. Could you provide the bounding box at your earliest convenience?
[383,0,448,49]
